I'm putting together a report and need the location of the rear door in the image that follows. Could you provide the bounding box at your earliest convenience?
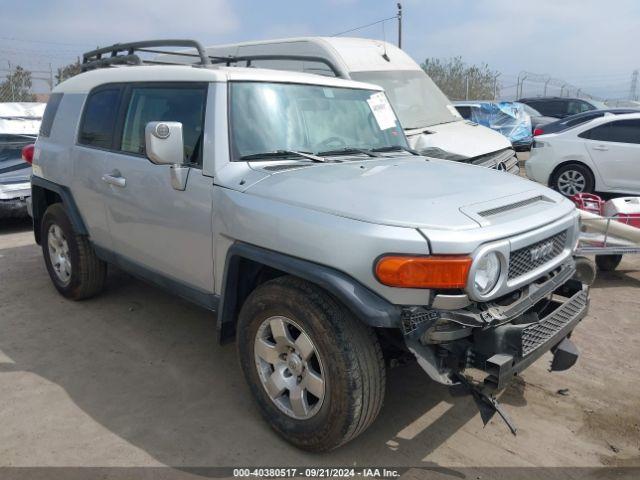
[581,119,640,192]
[100,82,215,293]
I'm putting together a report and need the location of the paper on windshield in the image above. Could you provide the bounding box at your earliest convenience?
[367,92,397,130]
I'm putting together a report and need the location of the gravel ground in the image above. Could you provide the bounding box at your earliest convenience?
[0,217,639,471]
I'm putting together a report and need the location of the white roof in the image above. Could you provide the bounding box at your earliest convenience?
[53,65,383,94]
[0,102,45,135]
[205,36,421,73]
[0,102,46,119]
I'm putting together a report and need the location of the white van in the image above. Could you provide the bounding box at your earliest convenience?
[203,37,519,173]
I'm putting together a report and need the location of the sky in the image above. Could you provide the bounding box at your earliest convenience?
[1,0,639,99]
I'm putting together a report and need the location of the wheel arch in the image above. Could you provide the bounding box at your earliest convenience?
[548,160,596,190]
[31,177,88,245]
[217,242,402,343]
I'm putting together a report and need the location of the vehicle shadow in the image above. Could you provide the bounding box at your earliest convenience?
[0,217,32,234]
[0,242,519,469]
[592,269,640,289]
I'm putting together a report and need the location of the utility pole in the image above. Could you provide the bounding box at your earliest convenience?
[397,3,402,49]
[629,70,639,101]
[493,73,501,100]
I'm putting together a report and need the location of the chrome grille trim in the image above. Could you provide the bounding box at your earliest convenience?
[508,230,567,280]
[521,290,588,356]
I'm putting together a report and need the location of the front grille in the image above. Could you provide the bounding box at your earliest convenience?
[521,290,588,356]
[472,148,518,173]
[508,230,567,280]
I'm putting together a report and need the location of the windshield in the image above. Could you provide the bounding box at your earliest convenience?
[229,82,408,160]
[350,70,460,129]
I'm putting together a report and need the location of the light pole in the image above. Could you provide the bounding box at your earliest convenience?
[397,3,402,49]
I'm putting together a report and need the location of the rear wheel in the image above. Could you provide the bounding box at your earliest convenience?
[552,163,594,196]
[237,276,385,452]
[41,203,107,300]
[595,254,622,272]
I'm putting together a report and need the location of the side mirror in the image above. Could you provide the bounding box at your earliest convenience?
[145,121,184,165]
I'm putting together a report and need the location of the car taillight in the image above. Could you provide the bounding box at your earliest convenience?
[533,128,545,136]
[21,144,35,164]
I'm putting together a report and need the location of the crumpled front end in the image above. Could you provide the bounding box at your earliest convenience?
[403,258,589,390]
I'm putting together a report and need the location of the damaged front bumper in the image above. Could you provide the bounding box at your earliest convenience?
[403,259,589,391]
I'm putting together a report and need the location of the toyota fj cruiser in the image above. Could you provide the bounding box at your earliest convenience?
[31,40,591,452]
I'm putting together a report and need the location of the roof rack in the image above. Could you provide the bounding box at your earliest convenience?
[81,39,212,71]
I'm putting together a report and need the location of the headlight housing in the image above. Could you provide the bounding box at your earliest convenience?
[473,251,501,295]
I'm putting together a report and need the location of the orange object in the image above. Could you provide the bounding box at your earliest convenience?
[375,255,472,289]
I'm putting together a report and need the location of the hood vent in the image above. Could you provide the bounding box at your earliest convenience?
[478,195,553,218]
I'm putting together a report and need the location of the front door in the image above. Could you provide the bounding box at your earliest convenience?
[101,82,215,293]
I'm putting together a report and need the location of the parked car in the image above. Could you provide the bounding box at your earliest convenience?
[454,101,533,151]
[532,108,639,136]
[194,37,519,173]
[520,103,556,133]
[526,112,640,196]
[33,40,590,452]
[0,102,45,218]
[518,97,608,119]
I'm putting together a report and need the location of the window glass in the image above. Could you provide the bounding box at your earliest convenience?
[79,88,120,148]
[120,85,207,164]
[351,70,458,129]
[39,93,63,137]
[455,106,472,119]
[527,100,563,117]
[229,82,407,160]
[567,100,592,116]
[581,119,640,144]
[248,58,336,77]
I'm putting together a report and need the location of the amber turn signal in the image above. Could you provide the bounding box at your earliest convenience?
[375,255,472,289]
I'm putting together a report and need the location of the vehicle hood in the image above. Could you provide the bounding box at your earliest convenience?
[407,120,511,158]
[244,156,570,231]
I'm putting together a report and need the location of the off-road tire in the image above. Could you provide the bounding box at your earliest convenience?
[237,275,386,452]
[595,254,622,272]
[41,203,107,300]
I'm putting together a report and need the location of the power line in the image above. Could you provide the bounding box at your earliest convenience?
[331,15,398,37]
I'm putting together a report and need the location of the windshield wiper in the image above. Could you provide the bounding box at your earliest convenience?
[317,147,381,158]
[239,150,326,163]
[371,145,420,155]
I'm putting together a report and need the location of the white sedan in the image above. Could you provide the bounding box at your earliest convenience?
[526,112,640,195]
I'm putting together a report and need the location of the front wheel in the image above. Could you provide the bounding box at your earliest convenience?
[237,276,386,452]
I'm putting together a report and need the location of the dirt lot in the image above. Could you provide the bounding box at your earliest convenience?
[1,217,639,470]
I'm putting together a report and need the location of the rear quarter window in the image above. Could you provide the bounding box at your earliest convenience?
[39,93,63,137]
[78,88,121,149]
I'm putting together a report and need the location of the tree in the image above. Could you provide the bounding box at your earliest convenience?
[421,56,501,100]
[0,65,36,102]
[56,59,82,85]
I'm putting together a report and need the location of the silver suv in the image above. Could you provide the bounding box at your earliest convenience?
[31,41,591,452]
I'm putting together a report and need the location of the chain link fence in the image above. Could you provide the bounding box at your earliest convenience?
[0,63,54,103]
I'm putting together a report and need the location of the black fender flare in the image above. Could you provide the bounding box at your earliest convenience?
[217,242,402,342]
[31,176,88,244]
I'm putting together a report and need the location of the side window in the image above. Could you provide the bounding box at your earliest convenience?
[248,58,336,77]
[120,85,207,165]
[567,100,592,116]
[455,106,472,119]
[79,88,121,148]
[580,120,640,144]
[39,93,63,137]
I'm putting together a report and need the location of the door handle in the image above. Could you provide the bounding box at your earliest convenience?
[592,145,608,151]
[102,173,126,188]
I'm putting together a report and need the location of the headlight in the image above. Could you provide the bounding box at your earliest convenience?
[474,252,501,295]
